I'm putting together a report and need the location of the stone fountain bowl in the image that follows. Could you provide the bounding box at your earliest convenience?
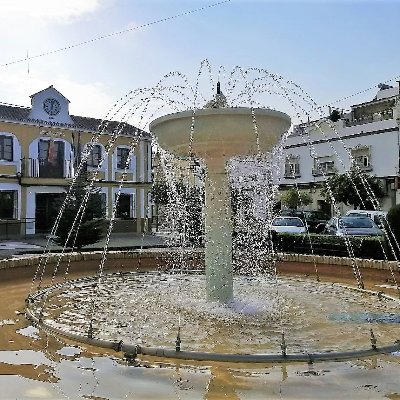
[150,107,291,170]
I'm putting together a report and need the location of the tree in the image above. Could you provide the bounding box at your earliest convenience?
[321,170,384,210]
[54,173,106,250]
[281,187,312,210]
[151,181,204,246]
[329,109,341,122]
[150,182,171,206]
[387,204,400,245]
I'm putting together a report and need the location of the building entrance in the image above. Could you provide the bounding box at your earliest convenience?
[35,193,65,233]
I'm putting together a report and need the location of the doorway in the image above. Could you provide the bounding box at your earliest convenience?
[35,193,65,233]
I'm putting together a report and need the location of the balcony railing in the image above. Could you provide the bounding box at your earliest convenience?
[21,158,74,179]
[312,167,336,177]
[283,172,301,179]
[345,109,393,127]
[351,162,373,172]
[0,218,35,238]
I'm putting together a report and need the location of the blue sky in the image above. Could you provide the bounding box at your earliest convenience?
[0,0,399,124]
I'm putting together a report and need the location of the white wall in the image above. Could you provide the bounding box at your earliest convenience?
[282,119,399,185]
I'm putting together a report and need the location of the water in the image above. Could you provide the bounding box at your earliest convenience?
[30,272,400,355]
[2,267,400,399]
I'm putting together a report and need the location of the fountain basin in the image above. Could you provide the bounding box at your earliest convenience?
[150,107,291,171]
[26,271,400,362]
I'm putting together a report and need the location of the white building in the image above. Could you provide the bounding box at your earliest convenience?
[281,84,400,215]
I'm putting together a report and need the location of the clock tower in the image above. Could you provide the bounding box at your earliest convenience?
[28,85,74,125]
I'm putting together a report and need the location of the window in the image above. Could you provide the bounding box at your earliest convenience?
[285,160,300,178]
[115,193,133,219]
[87,144,102,167]
[0,135,13,161]
[355,154,370,168]
[38,140,65,178]
[87,192,107,219]
[351,146,372,171]
[117,147,130,169]
[39,139,64,165]
[312,157,335,176]
[284,156,300,178]
[99,192,107,217]
[0,191,17,219]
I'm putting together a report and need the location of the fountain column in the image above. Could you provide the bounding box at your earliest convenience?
[204,169,233,302]
[150,106,290,304]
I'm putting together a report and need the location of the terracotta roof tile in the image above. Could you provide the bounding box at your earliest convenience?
[0,104,150,138]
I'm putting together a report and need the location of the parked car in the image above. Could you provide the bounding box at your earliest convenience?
[323,216,384,236]
[271,216,306,234]
[345,210,387,228]
[280,210,330,232]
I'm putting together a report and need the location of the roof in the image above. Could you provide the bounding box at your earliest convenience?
[0,103,150,138]
[29,85,70,103]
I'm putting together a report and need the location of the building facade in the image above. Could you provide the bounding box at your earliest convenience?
[0,86,152,237]
[280,84,400,215]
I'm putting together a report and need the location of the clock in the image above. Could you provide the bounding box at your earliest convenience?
[43,98,61,116]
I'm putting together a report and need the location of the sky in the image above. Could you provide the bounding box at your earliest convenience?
[0,0,399,126]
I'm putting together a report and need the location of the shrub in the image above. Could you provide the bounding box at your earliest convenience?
[273,233,389,260]
[387,204,400,242]
[387,204,400,257]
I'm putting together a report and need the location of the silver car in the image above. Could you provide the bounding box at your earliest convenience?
[324,216,384,236]
[271,216,306,234]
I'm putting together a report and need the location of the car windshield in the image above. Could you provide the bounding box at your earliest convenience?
[304,211,329,220]
[273,218,304,227]
[339,217,375,228]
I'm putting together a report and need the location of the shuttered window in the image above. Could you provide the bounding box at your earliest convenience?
[0,135,13,161]
[117,147,130,169]
[87,144,102,167]
[0,191,17,219]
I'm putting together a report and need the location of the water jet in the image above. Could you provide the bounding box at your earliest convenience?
[150,88,291,302]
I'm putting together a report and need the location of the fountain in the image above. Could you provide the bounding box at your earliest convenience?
[149,84,291,302]
[24,71,400,364]
[4,62,400,398]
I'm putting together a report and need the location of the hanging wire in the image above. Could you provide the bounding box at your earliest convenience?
[0,0,232,69]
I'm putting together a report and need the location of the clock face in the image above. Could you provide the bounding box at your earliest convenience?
[43,98,61,116]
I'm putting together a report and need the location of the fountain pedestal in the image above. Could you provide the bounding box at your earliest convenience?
[150,107,291,303]
[205,170,232,302]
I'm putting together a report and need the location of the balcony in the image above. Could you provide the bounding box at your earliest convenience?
[351,161,373,172]
[312,166,336,177]
[283,172,301,179]
[21,158,74,179]
[345,109,393,127]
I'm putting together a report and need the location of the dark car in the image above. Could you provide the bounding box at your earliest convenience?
[323,216,384,236]
[280,210,330,233]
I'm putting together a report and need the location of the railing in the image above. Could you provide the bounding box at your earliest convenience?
[345,109,393,127]
[283,173,301,179]
[351,163,373,172]
[311,168,336,177]
[21,158,74,179]
[0,218,35,238]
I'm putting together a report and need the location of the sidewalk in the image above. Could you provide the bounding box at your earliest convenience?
[0,232,168,259]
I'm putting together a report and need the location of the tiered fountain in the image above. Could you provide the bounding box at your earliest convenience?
[24,74,400,366]
[150,83,291,303]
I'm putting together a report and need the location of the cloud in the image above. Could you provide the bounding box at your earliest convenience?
[60,80,115,119]
[0,68,115,119]
[1,0,104,23]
